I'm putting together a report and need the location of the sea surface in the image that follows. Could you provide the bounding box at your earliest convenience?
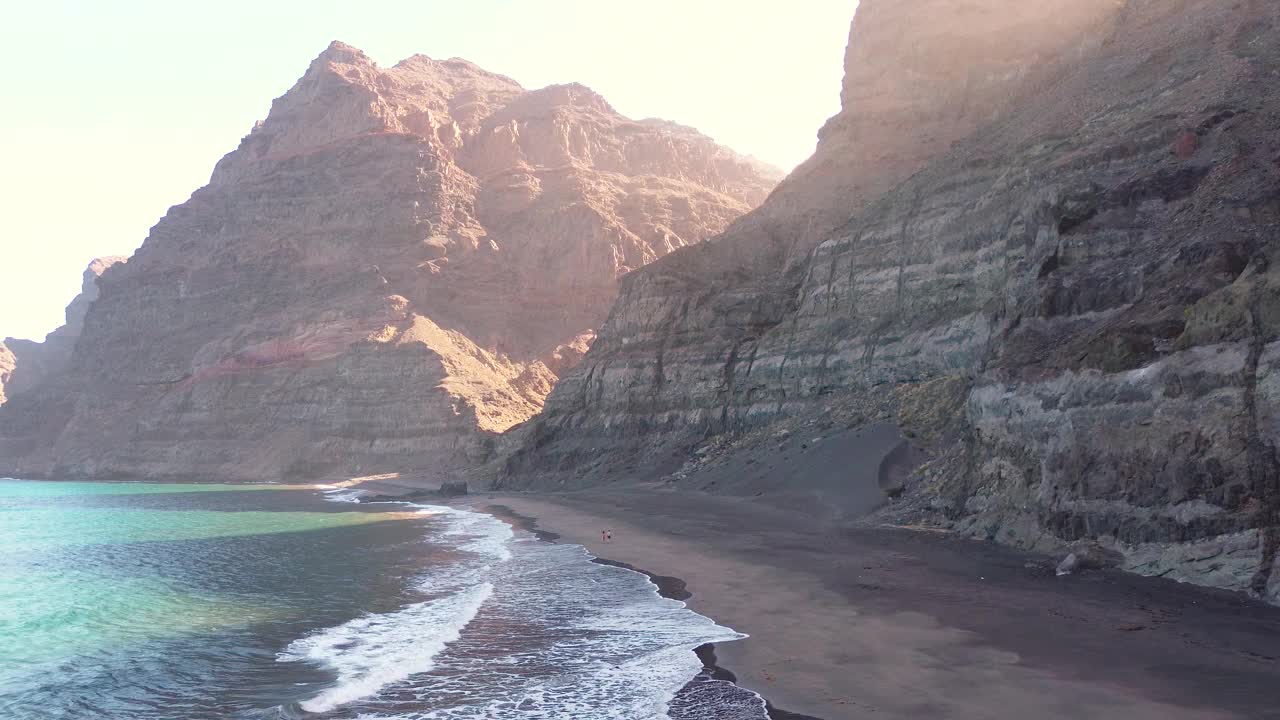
[0,479,768,719]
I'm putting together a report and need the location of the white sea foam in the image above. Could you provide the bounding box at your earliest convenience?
[294,502,766,719]
[412,505,514,596]
[280,582,494,713]
[414,645,710,719]
[420,505,514,562]
[321,488,365,503]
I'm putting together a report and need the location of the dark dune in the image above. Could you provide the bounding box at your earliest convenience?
[663,422,913,520]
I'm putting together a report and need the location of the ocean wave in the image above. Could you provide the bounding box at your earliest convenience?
[321,488,366,503]
[280,582,494,713]
[419,505,514,562]
[295,501,765,719]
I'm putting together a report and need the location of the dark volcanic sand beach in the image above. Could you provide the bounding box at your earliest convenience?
[426,488,1280,720]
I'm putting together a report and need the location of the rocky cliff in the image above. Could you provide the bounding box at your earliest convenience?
[0,342,14,406]
[2,257,127,403]
[500,0,1280,602]
[0,43,777,481]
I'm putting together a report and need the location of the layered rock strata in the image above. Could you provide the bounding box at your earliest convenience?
[0,44,777,481]
[501,0,1280,601]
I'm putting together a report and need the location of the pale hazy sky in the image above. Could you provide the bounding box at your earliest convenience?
[0,0,857,342]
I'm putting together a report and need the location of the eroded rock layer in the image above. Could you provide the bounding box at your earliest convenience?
[501,0,1280,601]
[0,44,777,481]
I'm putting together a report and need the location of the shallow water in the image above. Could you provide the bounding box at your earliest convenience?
[0,479,767,719]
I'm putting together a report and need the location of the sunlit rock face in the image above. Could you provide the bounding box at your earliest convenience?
[502,0,1280,601]
[0,43,779,481]
[0,342,14,406]
[2,257,127,404]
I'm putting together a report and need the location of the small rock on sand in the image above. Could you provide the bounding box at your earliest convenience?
[1056,553,1079,577]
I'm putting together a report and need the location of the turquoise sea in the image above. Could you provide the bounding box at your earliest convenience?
[0,479,767,719]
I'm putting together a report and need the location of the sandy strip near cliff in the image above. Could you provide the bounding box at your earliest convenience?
[413,488,1280,720]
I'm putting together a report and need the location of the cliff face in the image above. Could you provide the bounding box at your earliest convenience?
[0,44,777,481]
[0,342,13,406]
[502,0,1280,601]
[2,257,127,403]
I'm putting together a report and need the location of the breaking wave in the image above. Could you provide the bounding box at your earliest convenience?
[281,584,494,713]
[287,499,768,719]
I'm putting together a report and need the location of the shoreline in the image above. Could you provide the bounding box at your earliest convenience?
[453,488,1280,720]
[483,503,816,719]
[15,476,1280,718]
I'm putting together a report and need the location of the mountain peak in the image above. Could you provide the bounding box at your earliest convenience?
[315,40,370,66]
[0,36,781,480]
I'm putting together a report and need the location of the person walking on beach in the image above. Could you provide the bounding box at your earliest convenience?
[605,529,613,543]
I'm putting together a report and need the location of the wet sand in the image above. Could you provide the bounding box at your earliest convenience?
[451,488,1280,720]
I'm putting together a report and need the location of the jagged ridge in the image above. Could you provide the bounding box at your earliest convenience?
[0,42,778,481]
[1,256,127,403]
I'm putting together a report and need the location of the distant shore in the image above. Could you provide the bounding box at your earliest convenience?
[423,487,1280,720]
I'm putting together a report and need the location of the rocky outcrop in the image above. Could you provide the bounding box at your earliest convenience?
[0,44,777,481]
[2,257,126,402]
[501,0,1280,601]
[0,342,14,406]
